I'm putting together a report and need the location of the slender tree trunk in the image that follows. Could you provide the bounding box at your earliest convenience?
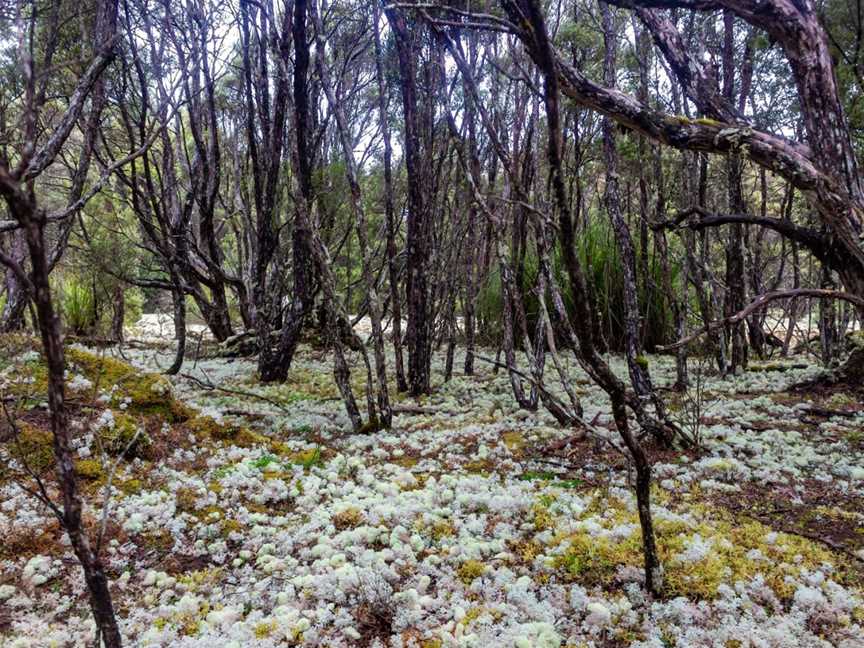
[5,196,124,647]
[386,6,431,396]
[511,0,666,594]
[372,2,407,392]
[311,0,391,428]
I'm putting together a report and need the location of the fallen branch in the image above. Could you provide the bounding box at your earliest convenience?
[800,405,858,419]
[180,372,291,413]
[391,404,464,417]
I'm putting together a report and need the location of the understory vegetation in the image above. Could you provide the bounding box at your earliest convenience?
[1,336,863,646]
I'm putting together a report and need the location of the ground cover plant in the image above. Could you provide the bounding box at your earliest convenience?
[1,333,863,646]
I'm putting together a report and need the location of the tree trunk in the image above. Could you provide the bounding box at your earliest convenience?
[386,6,431,396]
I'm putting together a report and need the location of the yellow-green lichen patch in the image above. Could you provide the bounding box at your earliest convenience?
[66,347,193,421]
[457,559,487,584]
[546,492,856,601]
[2,423,55,479]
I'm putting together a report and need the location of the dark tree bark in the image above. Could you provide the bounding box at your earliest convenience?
[0,1,124,644]
[501,0,667,595]
[385,5,432,396]
[372,0,408,393]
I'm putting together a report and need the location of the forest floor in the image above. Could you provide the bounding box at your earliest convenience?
[1,331,864,647]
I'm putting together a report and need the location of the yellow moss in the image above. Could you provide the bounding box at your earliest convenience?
[175,487,200,513]
[552,530,641,585]
[141,529,174,552]
[457,559,486,584]
[462,606,490,625]
[117,478,143,495]
[531,499,557,532]
[501,430,525,452]
[254,621,277,639]
[332,507,364,530]
[188,415,240,442]
[511,539,543,564]
[0,333,39,361]
[464,459,493,474]
[93,410,151,458]
[5,423,55,474]
[74,458,104,481]
[220,518,242,538]
[430,519,456,541]
[421,640,443,648]
[548,494,850,601]
[178,569,221,590]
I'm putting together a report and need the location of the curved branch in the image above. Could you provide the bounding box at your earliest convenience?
[658,289,864,351]
[654,206,831,261]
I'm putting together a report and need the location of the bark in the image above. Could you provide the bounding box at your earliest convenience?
[372,0,408,392]
[501,0,864,305]
[386,6,432,396]
[110,285,125,342]
[0,3,123,642]
[605,0,864,305]
[165,284,187,376]
[601,3,666,421]
[506,0,665,595]
[721,11,747,374]
[1,231,28,331]
[311,0,391,428]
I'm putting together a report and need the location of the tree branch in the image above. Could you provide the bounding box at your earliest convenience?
[658,289,864,351]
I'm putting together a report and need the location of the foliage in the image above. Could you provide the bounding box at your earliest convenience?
[59,276,96,336]
[476,219,680,352]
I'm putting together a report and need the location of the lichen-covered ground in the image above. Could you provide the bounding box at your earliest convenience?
[1,334,864,647]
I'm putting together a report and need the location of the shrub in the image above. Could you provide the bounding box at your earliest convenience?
[59,276,96,335]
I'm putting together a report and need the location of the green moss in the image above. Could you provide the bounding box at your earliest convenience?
[284,446,323,469]
[74,458,104,481]
[5,424,55,475]
[66,348,192,421]
[93,410,151,458]
[457,559,486,584]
